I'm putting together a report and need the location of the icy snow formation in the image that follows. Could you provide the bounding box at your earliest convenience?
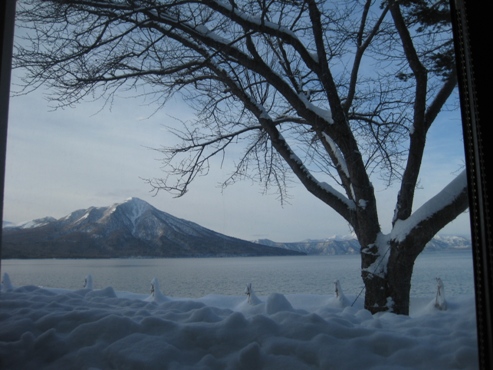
[83,274,93,290]
[1,273,13,292]
[435,277,447,311]
[244,283,262,305]
[334,279,350,307]
[145,277,170,303]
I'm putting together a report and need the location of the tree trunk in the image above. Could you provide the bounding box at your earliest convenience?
[360,240,390,314]
[361,238,422,315]
[386,243,420,315]
[362,272,390,314]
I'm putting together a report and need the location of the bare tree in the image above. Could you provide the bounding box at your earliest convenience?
[13,0,467,315]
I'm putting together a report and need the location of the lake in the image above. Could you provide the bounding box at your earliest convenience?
[1,250,475,300]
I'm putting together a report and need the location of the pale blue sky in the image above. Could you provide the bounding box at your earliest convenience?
[3,77,471,242]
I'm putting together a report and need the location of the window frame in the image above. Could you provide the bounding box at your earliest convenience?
[0,0,491,368]
[450,1,493,368]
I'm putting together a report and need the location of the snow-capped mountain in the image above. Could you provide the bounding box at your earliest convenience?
[16,217,58,229]
[1,198,304,259]
[423,234,472,251]
[255,238,361,255]
[2,221,16,228]
[255,233,471,255]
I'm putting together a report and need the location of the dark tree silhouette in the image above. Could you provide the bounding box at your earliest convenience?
[13,0,467,314]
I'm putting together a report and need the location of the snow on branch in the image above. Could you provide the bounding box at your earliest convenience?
[322,133,349,178]
[204,0,319,67]
[361,233,391,279]
[391,170,468,243]
[244,94,355,218]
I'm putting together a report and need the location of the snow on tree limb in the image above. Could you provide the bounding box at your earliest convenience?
[391,169,468,243]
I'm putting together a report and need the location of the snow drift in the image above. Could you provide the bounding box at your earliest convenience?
[0,274,478,370]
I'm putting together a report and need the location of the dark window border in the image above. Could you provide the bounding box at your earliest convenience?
[450,1,493,369]
[1,1,491,368]
[0,1,15,243]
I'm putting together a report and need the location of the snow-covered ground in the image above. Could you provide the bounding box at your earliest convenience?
[0,273,478,369]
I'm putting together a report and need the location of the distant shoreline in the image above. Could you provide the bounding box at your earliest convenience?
[1,247,473,260]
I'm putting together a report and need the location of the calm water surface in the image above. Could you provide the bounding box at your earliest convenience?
[1,251,474,298]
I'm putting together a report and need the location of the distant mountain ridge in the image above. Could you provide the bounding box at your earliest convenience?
[3,198,471,258]
[254,234,471,255]
[1,198,304,259]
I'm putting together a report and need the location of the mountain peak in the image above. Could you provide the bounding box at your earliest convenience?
[18,217,57,229]
[118,197,155,222]
[121,197,154,210]
[123,197,149,205]
[2,198,304,258]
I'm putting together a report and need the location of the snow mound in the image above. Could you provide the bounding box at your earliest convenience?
[0,275,479,370]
